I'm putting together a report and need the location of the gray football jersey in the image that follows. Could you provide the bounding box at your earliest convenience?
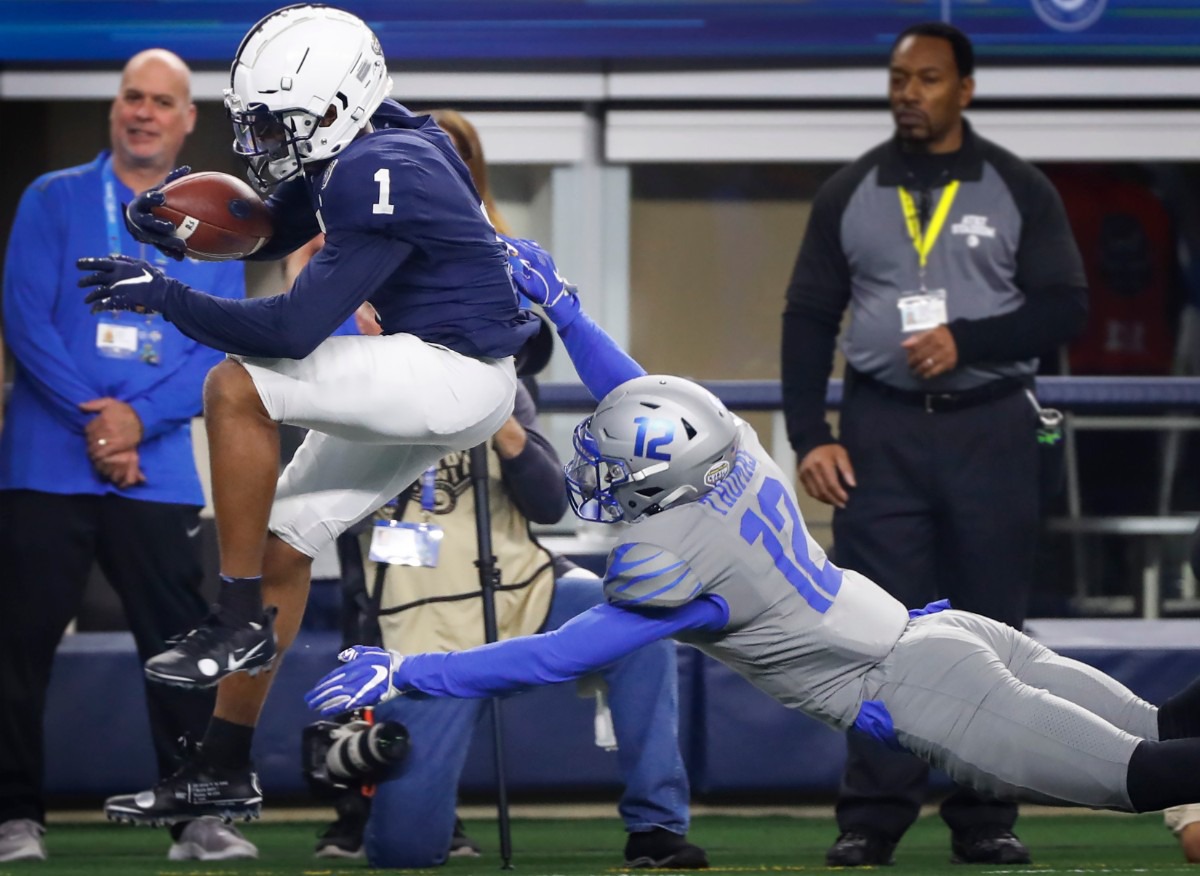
[603,419,909,730]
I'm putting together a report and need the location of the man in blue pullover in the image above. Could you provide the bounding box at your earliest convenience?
[0,50,250,863]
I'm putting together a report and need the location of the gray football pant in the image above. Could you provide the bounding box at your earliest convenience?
[863,610,1158,811]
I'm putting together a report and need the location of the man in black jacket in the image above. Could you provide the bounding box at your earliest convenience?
[781,21,1087,868]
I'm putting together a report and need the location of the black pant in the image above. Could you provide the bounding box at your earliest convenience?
[832,383,1040,842]
[0,490,215,823]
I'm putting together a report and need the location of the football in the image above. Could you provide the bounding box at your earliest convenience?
[151,171,273,261]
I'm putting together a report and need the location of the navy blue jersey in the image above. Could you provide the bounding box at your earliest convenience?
[156,100,539,360]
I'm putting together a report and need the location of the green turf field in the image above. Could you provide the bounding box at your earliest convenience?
[6,813,1191,876]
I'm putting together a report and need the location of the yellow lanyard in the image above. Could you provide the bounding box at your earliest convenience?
[898,180,960,270]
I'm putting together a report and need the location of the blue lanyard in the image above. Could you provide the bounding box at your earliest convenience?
[100,155,167,266]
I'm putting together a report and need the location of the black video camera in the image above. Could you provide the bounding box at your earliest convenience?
[302,711,410,799]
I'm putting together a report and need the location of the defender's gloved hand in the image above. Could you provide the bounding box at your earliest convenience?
[124,165,191,261]
[500,235,581,329]
[77,255,183,314]
[305,645,406,717]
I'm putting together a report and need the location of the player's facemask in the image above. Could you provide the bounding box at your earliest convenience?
[565,418,665,525]
[225,94,321,190]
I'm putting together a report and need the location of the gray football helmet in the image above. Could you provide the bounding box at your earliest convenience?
[565,375,739,524]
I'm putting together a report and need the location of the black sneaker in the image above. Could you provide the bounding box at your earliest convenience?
[623,828,709,869]
[950,827,1031,865]
[145,608,277,688]
[825,828,897,867]
[314,793,369,859]
[449,817,481,858]
[104,760,262,826]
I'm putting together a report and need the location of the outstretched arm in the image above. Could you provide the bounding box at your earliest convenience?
[305,596,727,715]
[502,236,644,401]
[77,230,411,359]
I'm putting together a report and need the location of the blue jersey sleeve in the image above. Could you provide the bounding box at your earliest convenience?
[393,597,727,698]
[3,181,100,432]
[558,311,645,401]
[158,230,412,358]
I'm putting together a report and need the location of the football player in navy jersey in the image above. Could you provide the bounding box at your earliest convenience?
[79,4,538,825]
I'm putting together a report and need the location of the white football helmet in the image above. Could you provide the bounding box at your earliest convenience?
[565,375,740,524]
[224,4,392,190]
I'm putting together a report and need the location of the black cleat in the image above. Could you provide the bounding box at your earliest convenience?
[624,828,709,869]
[825,828,897,867]
[105,760,263,827]
[449,816,482,858]
[145,608,277,688]
[950,827,1031,865]
[314,793,369,859]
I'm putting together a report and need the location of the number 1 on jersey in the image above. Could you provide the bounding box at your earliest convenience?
[373,168,395,215]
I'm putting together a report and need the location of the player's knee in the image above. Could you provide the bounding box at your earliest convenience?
[204,358,265,417]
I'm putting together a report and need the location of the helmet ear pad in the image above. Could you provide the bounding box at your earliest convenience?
[225,4,393,189]
[586,375,739,523]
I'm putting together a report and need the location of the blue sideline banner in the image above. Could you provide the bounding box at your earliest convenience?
[1,0,1197,64]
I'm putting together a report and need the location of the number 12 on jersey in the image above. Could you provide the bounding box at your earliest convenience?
[740,477,842,613]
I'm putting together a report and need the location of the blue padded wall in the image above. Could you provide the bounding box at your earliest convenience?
[44,621,1200,800]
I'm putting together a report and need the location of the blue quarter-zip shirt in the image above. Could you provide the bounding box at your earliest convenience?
[0,152,245,504]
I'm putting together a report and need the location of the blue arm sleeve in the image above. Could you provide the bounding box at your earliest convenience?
[3,185,99,432]
[557,311,646,402]
[127,266,245,441]
[159,231,411,359]
[394,596,728,698]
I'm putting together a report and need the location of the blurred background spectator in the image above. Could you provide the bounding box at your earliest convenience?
[0,49,251,863]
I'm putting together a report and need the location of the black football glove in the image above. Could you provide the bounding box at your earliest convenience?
[77,255,186,314]
[123,165,191,261]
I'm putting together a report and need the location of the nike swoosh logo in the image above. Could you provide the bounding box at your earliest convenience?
[185,525,201,538]
[226,639,266,672]
[110,268,153,289]
[363,664,388,696]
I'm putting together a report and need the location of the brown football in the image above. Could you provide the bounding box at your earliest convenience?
[151,171,273,261]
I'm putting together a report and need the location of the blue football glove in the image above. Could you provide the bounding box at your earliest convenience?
[76,255,183,314]
[305,645,406,717]
[124,165,191,261]
[500,235,581,329]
